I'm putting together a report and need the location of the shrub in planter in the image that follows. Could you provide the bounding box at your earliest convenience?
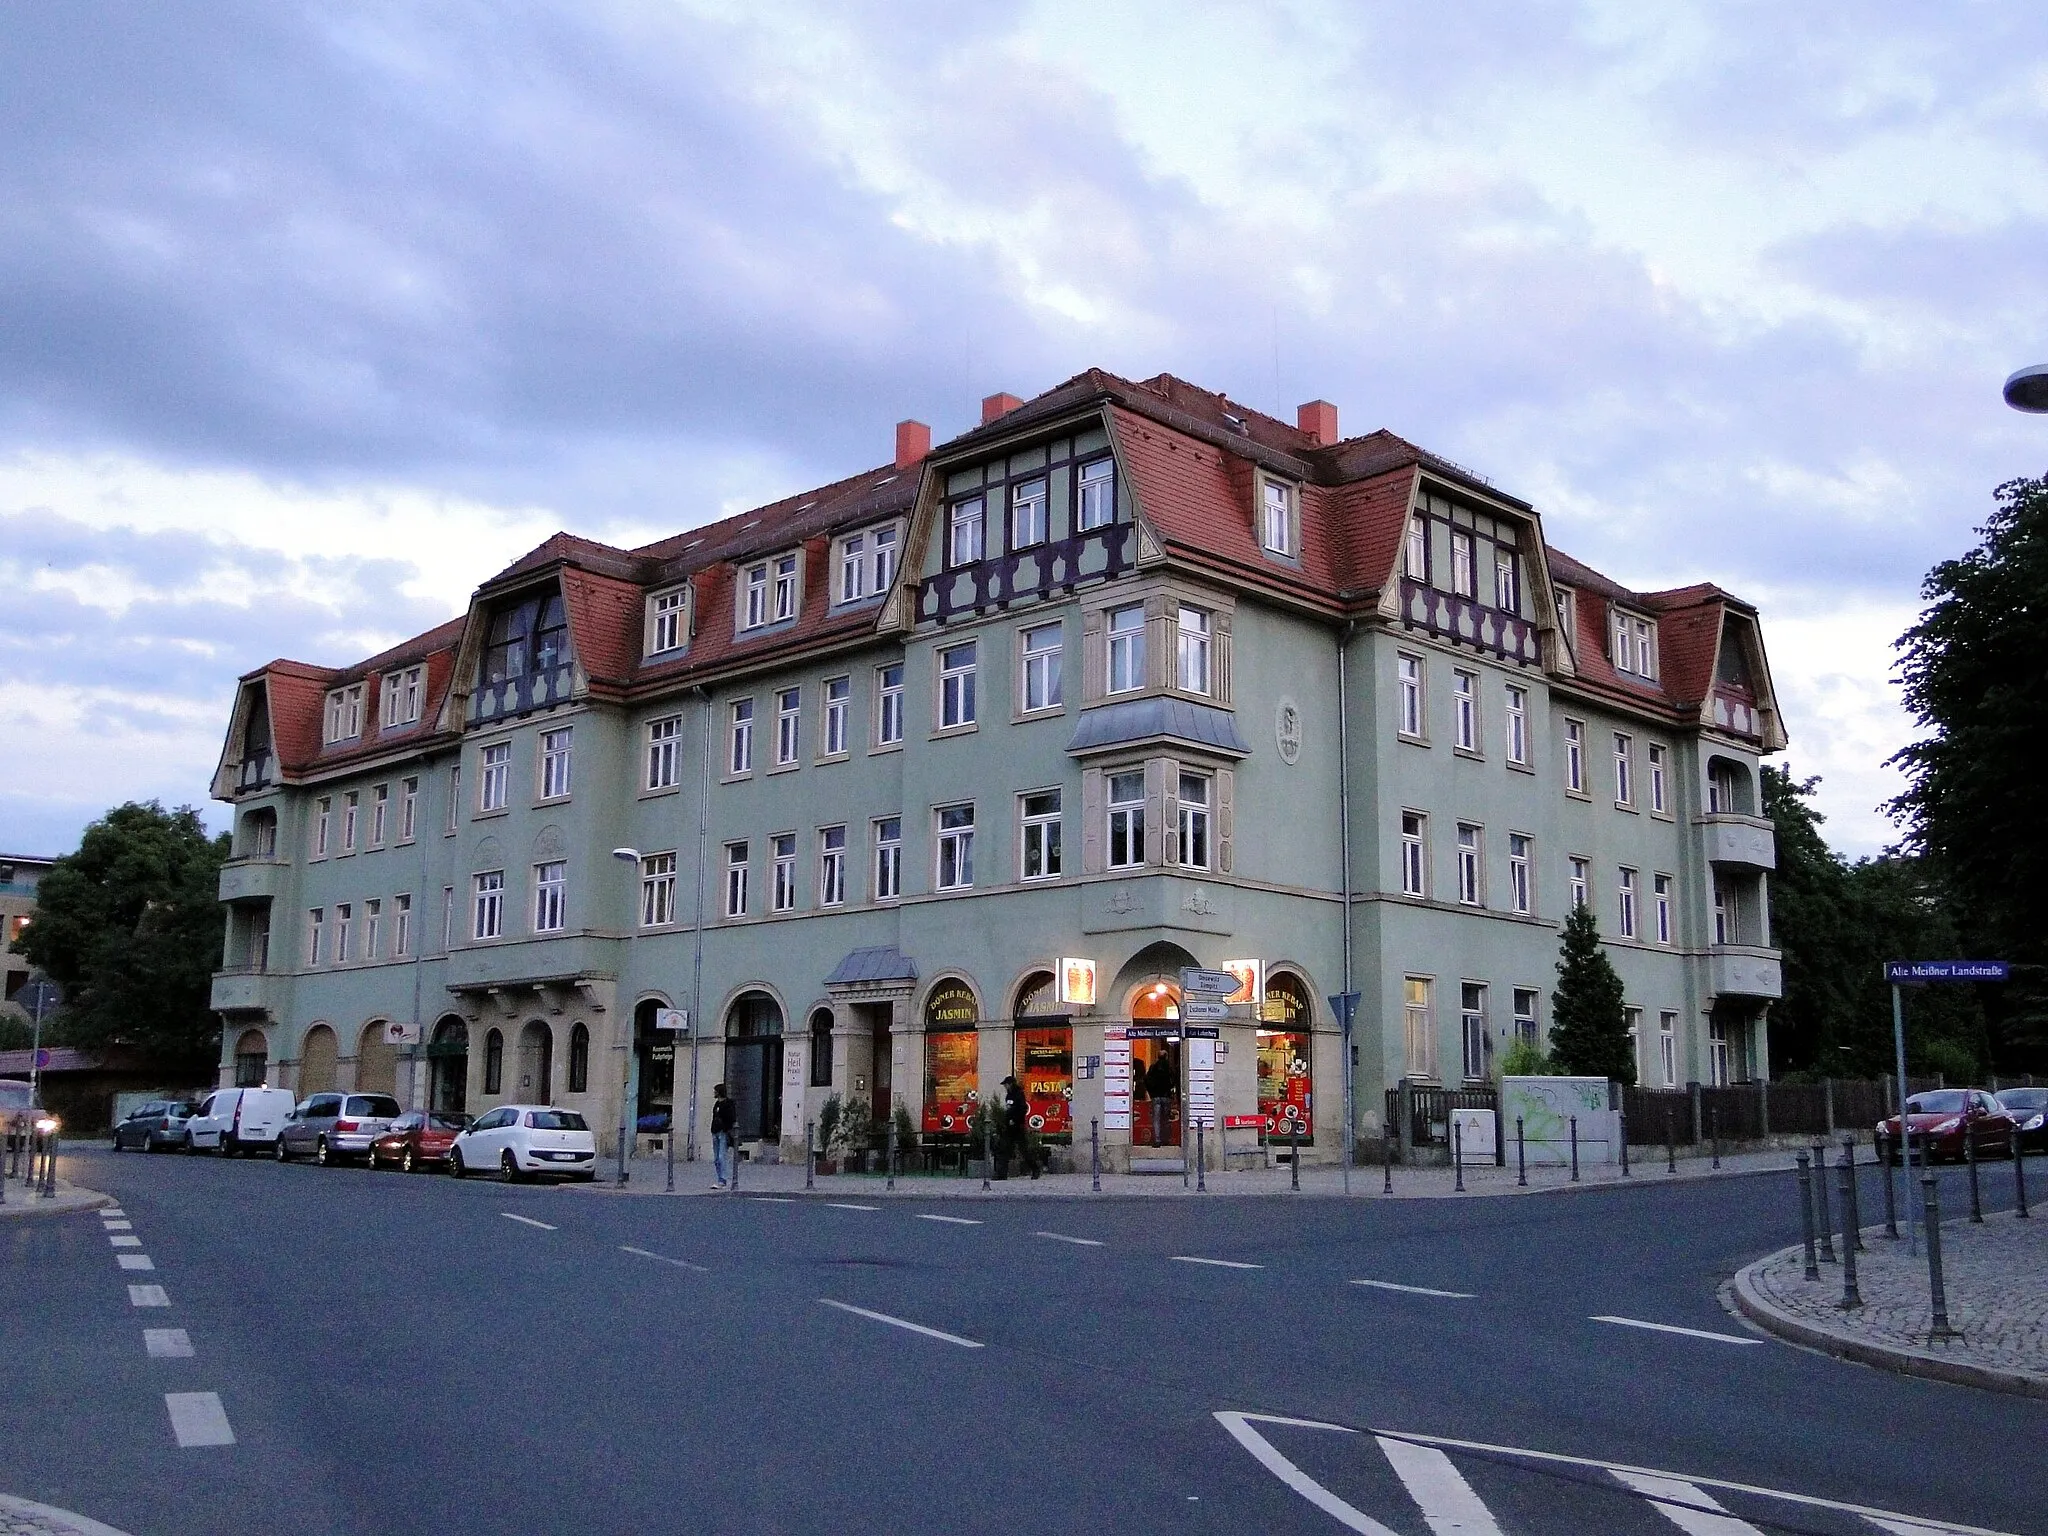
[832,1097,873,1169]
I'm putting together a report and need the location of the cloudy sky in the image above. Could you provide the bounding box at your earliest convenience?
[2,1,2044,859]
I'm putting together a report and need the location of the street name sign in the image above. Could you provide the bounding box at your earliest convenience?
[1180,968,1240,998]
[1883,960,2008,984]
[1181,997,1230,1023]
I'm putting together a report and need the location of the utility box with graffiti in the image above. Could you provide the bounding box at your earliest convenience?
[1499,1076,1619,1166]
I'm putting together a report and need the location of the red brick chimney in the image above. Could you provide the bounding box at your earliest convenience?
[1297,399,1339,447]
[981,392,1024,425]
[894,419,931,470]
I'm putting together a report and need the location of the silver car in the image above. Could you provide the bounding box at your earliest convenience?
[276,1092,402,1166]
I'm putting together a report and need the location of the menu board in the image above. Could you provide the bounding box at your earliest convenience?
[923,1030,978,1133]
[1186,1036,1217,1128]
[1102,1025,1132,1130]
[1016,1025,1073,1138]
[1258,1029,1313,1139]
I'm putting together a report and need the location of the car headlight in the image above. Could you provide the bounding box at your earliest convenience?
[33,1116,57,1134]
[1931,1118,1961,1134]
[2024,1114,2045,1132]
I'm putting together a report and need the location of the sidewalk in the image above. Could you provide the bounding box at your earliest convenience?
[0,1493,133,1535]
[1733,1209,2048,1399]
[0,1178,111,1221]
[577,1145,1795,1199]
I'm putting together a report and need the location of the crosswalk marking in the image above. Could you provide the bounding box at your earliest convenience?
[109,1235,142,1247]
[117,1254,155,1270]
[165,1391,234,1448]
[102,1218,132,1231]
[1212,1413,1399,1536]
[128,1285,170,1307]
[1611,1471,1766,1534]
[1376,1436,1506,1535]
[144,1329,194,1359]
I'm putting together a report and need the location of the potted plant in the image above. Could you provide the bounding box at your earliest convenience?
[832,1096,873,1173]
[966,1099,999,1180]
[814,1093,843,1175]
[891,1097,919,1174]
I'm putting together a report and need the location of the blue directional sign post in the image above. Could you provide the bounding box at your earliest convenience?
[1329,991,1361,1195]
[1883,960,2007,1253]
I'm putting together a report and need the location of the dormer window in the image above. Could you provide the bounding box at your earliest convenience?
[772,553,799,621]
[1493,548,1519,612]
[323,683,363,743]
[1612,610,1658,681]
[1404,515,1427,580]
[646,587,688,656]
[1076,458,1116,531]
[1011,478,1048,549]
[948,495,985,567]
[1260,478,1296,558]
[834,523,899,605]
[380,666,423,730]
[1555,587,1577,635]
[743,563,768,628]
[1450,530,1476,598]
[482,591,569,684]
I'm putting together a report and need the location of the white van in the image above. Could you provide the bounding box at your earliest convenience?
[187,1087,297,1156]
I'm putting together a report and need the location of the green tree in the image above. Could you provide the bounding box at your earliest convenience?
[15,801,228,1063]
[1549,901,1634,1084]
[1889,472,2048,1068]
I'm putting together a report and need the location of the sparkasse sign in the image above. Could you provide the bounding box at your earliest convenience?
[1882,960,2009,984]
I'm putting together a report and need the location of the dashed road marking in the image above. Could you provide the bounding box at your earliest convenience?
[1034,1231,1105,1246]
[1590,1315,1762,1346]
[1351,1280,1475,1299]
[165,1391,234,1448]
[1376,1435,1505,1535]
[144,1329,194,1359]
[108,1235,142,1248]
[1173,1255,1263,1271]
[128,1285,169,1308]
[501,1212,558,1231]
[1610,1471,1767,1534]
[818,1298,983,1349]
[751,1197,796,1203]
[117,1254,155,1271]
[102,1207,125,1217]
[826,1202,879,1212]
[914,1213,982,1225]
[102,1218,133,1231]
[620,1245,709,1272]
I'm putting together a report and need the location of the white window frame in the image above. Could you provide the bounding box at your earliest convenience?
[948,495,984,567]
[1648,743,1668,814]
[935,804,975,890]
[1614,732,1634,807]
[1654,874,1673,944]
[1456,824,1482,906]
[1450,530,1475,598]
[742,563,768,629]
[647,588,688,655]
[938,642,977,730]
[819,826,847,906]
[393,893,412,958]
[724,841,750,919]
[646,715,681,790]
[1714,881,1730,945]
[1019,789,1062,881]
[1400,812,1426,897]
[1460,983,1487,1082]
[1021,623,1063,713]
[1626,1005,1643,1081]
[1011,477,1048,549]
[324,684,363,743]
[1508,833,1532,915]
[1403,976,1438,1080]
[771,833,797,913]
[1564,719,1586,794]
[1176,606,1211,696]
[370,785,388,846]
[873,817,902,901]
[772,553,799,622]
[1106,605,1145,695]
[1260,478,1295,557]
[533,861,567,933]
[1397,654,1424,738]
[381,666,423,729]
[1177,772,1212,870]
[837,532,867,604]
[876,663,905,746]
[341,791,359,852]
[822,676,850,756]
[472,871,504,940]
[640,852,678,927]
[1404,514,1427,580]
[480,742,511,812]
[1493,548,1518,612]
[306,907,324,966]
[729,698,755,775]
[1659,1011,1678,1087]
[1505,684,1529,766]
[1107,771,1146,870]
[334,902,351,962]
[1076,457,1115,530]
[540,727,573,800]
[775,687,800,767]
[400,777,419,841]
[1618,867,1638,939]
[1568,856,1590,910]
[1513,988,1539,1046]
[1453,670,1478,752]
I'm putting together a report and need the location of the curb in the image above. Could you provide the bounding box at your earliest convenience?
[1730,1243,2048,1401]
[0,1492,135,1535]
[0,1184,113,1221]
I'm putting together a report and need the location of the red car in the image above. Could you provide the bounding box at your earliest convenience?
[1877,1088,2018,1164]
[367,1112,471,1173]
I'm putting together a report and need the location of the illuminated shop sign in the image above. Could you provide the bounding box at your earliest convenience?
[1057,958,1097,1007]
[1222,959,1262,1007]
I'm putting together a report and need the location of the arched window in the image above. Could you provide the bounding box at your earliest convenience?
[233,1029,269,1087]
[568,1023,590,1094]
[484,1028,504,1094]
[808,1008,834,1087]
[634,999,674,1132]
[723,991,785,1142]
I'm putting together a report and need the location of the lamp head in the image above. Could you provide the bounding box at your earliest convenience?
[2005,363,2048,413]
[611,847,640,864]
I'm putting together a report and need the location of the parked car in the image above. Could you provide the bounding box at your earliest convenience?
[447,1105,598,1182]
[187,1087,297,1156]
[276,1092,402,1166]
[111,1100,201,1152]
[1996,1087,2048,1154]
[367,1111,470,1173]
[1876,1088,2018,1163]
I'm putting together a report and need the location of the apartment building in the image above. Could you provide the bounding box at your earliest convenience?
[2,853,56,1021]
[208,369,1785,1169]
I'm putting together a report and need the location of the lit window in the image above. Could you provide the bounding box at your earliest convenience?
[1456,824,1481,906]
[949,495,984,566]
[935,804,975,890]
[1400,812,1426,897]
[648,589,688,654]
[1564,719,1585,793]
[1020,790,1062,880]
[873,818,902,900]
[1453,670,1478,752]
[1508,833,1532,915]
[877,663,904,745]
[1107,606,1146,694]
[1076,458,1115,530]
[772,554,798,622]
[541,727,573,799]
[771,834,797,912]
[724,842,750,918]
[1107,771,1146,869]
[1021,623,1063,712]
[1398,654,1424,737]
[939,643,977,729]
[729,698,754,775]
[819,827,847,906]
[1176,607,1211,695]
[472,871,504,940]
[1260,480,1294,556]
[1403,977,1437,1079]
[646,715,681,789]
[1450,530,1475,598]
[1011,478,1048,548]
[823,676,850,756]
[1618,867,1638,938]
[480,742,510,811]
[1178,774,1211,869]
[533,862,566,932]
[1505,685,1528,766]
[640,852,677,927]
[775,687,800,767]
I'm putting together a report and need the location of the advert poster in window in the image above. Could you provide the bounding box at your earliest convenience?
[923,1030,978,1134]
[1015,1025,1073,1139]
[1258,1030,1313,1140]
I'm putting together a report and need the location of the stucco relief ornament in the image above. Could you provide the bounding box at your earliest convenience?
[1276,697,1303,764]
[1182,887,1215,916]
[1107,885,1139,914]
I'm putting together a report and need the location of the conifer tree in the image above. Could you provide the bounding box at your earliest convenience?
[1548,900,1635,1085]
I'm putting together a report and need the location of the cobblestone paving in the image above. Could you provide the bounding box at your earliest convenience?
[0,1494,132,1535]
[1749,1207,2048,1382]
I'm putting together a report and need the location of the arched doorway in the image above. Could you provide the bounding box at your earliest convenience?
[429,1017,469,1115]
[1013,971,1073,1140]
[233,1028,269,1087]
[356,1021,398,1097]
[1259,972,1314,1142]
[633,999,675,1134]
[516,1021,554,1103]
[1128,981,1182,1149]
[300,1024,338,1095]
[724,992,784,1142]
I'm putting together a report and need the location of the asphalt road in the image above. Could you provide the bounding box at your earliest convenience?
[2,1146,2043,1536]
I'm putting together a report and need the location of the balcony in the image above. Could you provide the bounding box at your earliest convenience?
[915,522,1134,624]
[1708,946,1783,1001]
[218,858,288,904]
[211,966,278,1015]
[1699,815,1775,872]
[443,933,623,996]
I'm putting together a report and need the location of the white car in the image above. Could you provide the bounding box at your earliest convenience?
[447,1105,598,1182]
[186,1087,297,1156]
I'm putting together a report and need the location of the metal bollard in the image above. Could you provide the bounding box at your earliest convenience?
[1383,1134,1393,1194]
[40,1131,57,1198]
[981,1119,992,1192]
[1879,1134,1897,1237]
[1842,1135,1865,1252]
[886,1117,897,1192]
[1454,1122,1465,1193]
[1922,1175,1961,1341]
[730,1137,740,1195]
[1290,1123,1301,1193]
[1664,1109,1676,1174]
[1710,1106,1720,1170]
[1836,1152,1861,1308]
[1090,1119,1100,1194]
[1795,1154,1820,1281]
[1812,1139,1835,1262]
[1619,1110,1630,1178]
[1516,1116,1527,1187]
[2016,1135,2030,1219]
[1569,1116,1580,1183]
[1966,1121,1983,1223]
[1196,1122,1206,1193]
[805,1120,815,1191]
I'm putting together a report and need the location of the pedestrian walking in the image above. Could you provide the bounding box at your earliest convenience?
[1003,1075,1040,1180]
[1144,1052,1175,1148]
[709,1083,735,1188]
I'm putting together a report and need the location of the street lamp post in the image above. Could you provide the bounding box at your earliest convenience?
[611,847,640,1186]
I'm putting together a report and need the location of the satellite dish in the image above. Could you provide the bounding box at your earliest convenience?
[2004,363,2048,413]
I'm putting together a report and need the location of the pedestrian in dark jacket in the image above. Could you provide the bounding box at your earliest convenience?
[1002,1075,1040,1179]
[1144,1054,1175,1148]
[709,1083,736,1188]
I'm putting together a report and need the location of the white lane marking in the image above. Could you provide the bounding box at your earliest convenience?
[1352,1280,1475,1299]
[103,1207,125,1215]
[1173,1255,1263,1270]
[914,1213,983,1225]
[751,1197,796,1203]
[117,1254,155,1270]
[619,1245,709,1272]
[102,1218,133,1231]
[128,1285,169,1307]
[1378,1429,2018,1536]
[108,1235,142,1248]
[165,1391,234,1448]
[144,1329,194,1359]
[818,1298,983,1349]
[1611,1471,1766,1534]
[1376,1435,1505,1535]
[500,1212,557,1231]
[826,1202,879,1212]
[1212,1413,1399,1536]
[1035,1231,1105,1246]
[1590,1315,1763,1346]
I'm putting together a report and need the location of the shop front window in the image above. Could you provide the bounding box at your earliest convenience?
[1013,972,1073,1142]
[923,977,980,1135]
[1257,973,1314,1142]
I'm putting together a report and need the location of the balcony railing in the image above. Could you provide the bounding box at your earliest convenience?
[1398,579,1541,665]
[1698,814,1775,871]
[1707,946,1782,1001]
[916,522,1134,624]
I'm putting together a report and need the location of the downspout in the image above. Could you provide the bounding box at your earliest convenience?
[1337,620,1357,1192]
[685,684,713,1164]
